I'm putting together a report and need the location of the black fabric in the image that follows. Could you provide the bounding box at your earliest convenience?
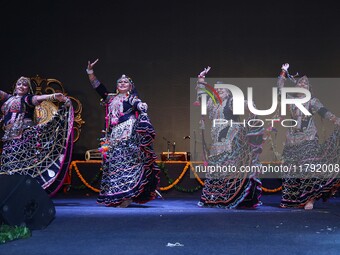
[95,83,109,100]
[223,97,239,121]
[318,107,329,118]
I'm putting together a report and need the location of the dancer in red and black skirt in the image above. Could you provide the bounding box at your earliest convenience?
[277,63,340,209]
[196,67,263,209]
[86,59,160,207]
[0,76,73,196]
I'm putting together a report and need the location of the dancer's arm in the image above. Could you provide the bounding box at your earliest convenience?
[33,93,67,105]
[312,98,340,125]
[87,59,100,89]
[277,63,289,93]
[86,59,109,100]
[0,90,10,103]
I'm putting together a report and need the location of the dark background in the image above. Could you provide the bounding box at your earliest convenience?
[1,0,340,159]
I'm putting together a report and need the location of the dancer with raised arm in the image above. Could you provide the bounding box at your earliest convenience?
[86,59,160,207]
[277,63,340,209]
[196,67,263,209]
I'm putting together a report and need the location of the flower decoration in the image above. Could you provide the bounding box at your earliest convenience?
[98,140,110,160]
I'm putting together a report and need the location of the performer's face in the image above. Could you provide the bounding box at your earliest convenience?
[15,78,30,96]
[296,78,310,98]
[296,80,309,90]
[216,88,229,99]
[117,78,131,94]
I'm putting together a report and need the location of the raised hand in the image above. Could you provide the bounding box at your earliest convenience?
[87,59,99,72]
[281,63,289,72]
[198,66,211,78]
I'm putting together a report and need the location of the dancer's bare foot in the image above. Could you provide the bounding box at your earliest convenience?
[304,200,314,210]
[117,199,132,208]
[331,186,339,196]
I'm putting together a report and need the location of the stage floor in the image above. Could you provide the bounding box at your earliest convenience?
[1,194,340,255]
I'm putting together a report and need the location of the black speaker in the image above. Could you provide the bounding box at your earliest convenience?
[0,174,56,230]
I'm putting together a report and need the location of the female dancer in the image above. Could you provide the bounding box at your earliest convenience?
[0,76,73,195]
[86,59,159,207]
[196,67,263,209]
[278,63,340,209]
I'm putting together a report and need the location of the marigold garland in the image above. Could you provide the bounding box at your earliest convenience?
[158,162,190,191]
[69,160,102,193]
[259,161,283,193]
[189,163,205,186]
[71,171,102,191]
[157,162,202,192]
[68,160,283,193]
[261,186,282,193]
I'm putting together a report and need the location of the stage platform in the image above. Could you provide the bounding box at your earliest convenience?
[1,194,340,255]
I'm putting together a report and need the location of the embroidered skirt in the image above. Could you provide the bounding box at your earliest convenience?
[97,114,160,206]
[280,127,340,208]
[0,104,74,196]
[199,125,263,209]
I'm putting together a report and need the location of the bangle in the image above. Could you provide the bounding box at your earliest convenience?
[86,69,94,74]
[48,94,56,101]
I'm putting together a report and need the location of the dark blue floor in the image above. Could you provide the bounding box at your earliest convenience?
[1,193,340,255]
